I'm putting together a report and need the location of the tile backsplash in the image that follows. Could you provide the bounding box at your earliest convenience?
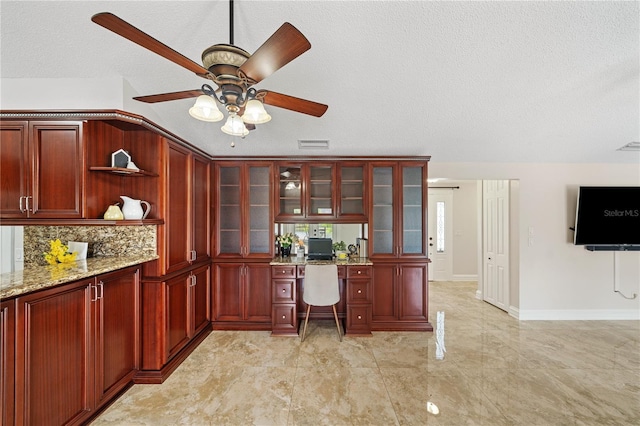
[24,225,157,265]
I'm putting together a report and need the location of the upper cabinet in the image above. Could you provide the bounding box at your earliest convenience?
[158,141,211,275]
[1,121,84,219]
[215,162,273,259]
[337,162,367,222]
[274,162,366,223]
[369,161,427,259]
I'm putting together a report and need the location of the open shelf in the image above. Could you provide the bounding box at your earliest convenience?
[89,166,159,177]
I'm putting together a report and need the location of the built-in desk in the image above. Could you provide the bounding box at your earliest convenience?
[270,256,373,337]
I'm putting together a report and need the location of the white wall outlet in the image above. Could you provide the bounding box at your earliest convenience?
[15,247,23,261]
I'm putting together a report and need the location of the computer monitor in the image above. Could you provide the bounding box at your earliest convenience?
[306,238,333,260]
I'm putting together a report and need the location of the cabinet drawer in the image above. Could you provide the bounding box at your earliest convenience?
[347,266,371,278]
[272,279,296,303]
[346,305,372,331]
[347,280,371,303]
[272,304,297,331]
[272,266,296,278]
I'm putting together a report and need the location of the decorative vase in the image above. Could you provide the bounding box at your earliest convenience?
[280,246,291,257]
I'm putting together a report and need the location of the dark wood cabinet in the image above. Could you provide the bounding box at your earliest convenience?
[15,279,93,425]
[190,263,211,338]
[372,262,431,331]
[345,265,372,335]
[0,120,84,219]
[368,161,431,332]
[274,162,367,222]
[271,265,298,335]
[163,143,193,273]
[94,267,140,407]
[165,271,191,359]
[370,162,427,258]
[337,162,368,222]
[215,162,273,259]
[13,266,141,425]
[192,154,211,264]
[213,162,272,330]
[213,262,271,328]
[1,299,15,426]
[139,264,211,382]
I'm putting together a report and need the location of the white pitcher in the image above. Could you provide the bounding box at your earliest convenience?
[120,196,151,220]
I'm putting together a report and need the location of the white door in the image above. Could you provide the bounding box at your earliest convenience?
[428,190,453,281]
[482,180,510,311]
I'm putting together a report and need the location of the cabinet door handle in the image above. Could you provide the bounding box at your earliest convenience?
[98,281,104,300]
[26,196,32,213]
[19,196,24,213]
[91,284,98,302]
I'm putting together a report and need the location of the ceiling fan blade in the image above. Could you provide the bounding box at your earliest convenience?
[262,91,328,117]
[238,22,311,84]
[91,12,209,76]
[133,89,204,103]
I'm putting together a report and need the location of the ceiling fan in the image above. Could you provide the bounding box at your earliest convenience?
[91,1,327,137]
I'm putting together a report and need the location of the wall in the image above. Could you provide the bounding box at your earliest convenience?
[450,180,479,280]
[430,162,640,320]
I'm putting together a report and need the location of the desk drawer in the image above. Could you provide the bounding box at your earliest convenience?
[272,266,296,278]
[297,265,346,279]
[347,266,371,278]
[347,280,371,303]
[272,279,296,303]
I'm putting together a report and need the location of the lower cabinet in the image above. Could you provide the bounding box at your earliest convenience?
[1,299,15,426]
[139,263,211,383]
[13,266,140,426]
[371,262,433,331]
[213,262,272,329]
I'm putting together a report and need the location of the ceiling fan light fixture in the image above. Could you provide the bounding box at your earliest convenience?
[242,99,272,124]
[189,95,224,122]
[221,113,250,137]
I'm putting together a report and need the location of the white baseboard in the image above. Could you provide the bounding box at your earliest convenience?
[518,309,640,321]
[453,274,478,282]
[508,306,520,319]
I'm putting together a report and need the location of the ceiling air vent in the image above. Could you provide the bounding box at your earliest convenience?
[298,140,329,149]
[617,142,640,151]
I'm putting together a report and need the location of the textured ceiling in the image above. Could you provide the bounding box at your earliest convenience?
[1,0,639,162]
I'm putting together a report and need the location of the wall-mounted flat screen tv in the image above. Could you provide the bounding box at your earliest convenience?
[574,186,640,246]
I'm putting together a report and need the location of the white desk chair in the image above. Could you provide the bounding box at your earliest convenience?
[301,264,342,342]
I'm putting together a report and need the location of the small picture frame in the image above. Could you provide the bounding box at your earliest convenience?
[111,149,131,168]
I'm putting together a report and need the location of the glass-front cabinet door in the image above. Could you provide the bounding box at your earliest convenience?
[306,163,335,219]
[371,165,395,257]
[370,162,427,258]
[337,163,367,221]
[246,164,273,257]
[275,164,303,221]
[217,165,242,256]
[216,163,273,258]
[401,164,426,256]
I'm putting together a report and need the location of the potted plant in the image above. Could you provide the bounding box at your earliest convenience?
[332,240,347,259]
[276,233,297,257]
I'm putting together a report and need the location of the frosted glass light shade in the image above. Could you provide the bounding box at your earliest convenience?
[221,113,249,136]
[242,99,272,124]
[189,95,223,122]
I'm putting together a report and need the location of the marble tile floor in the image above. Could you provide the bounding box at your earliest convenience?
[92,281,640,425]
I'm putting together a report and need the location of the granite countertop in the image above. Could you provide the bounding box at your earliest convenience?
[270,256,373,266]
[0,254,158,299]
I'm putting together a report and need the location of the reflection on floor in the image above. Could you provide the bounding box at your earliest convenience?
[92,281,640,425]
